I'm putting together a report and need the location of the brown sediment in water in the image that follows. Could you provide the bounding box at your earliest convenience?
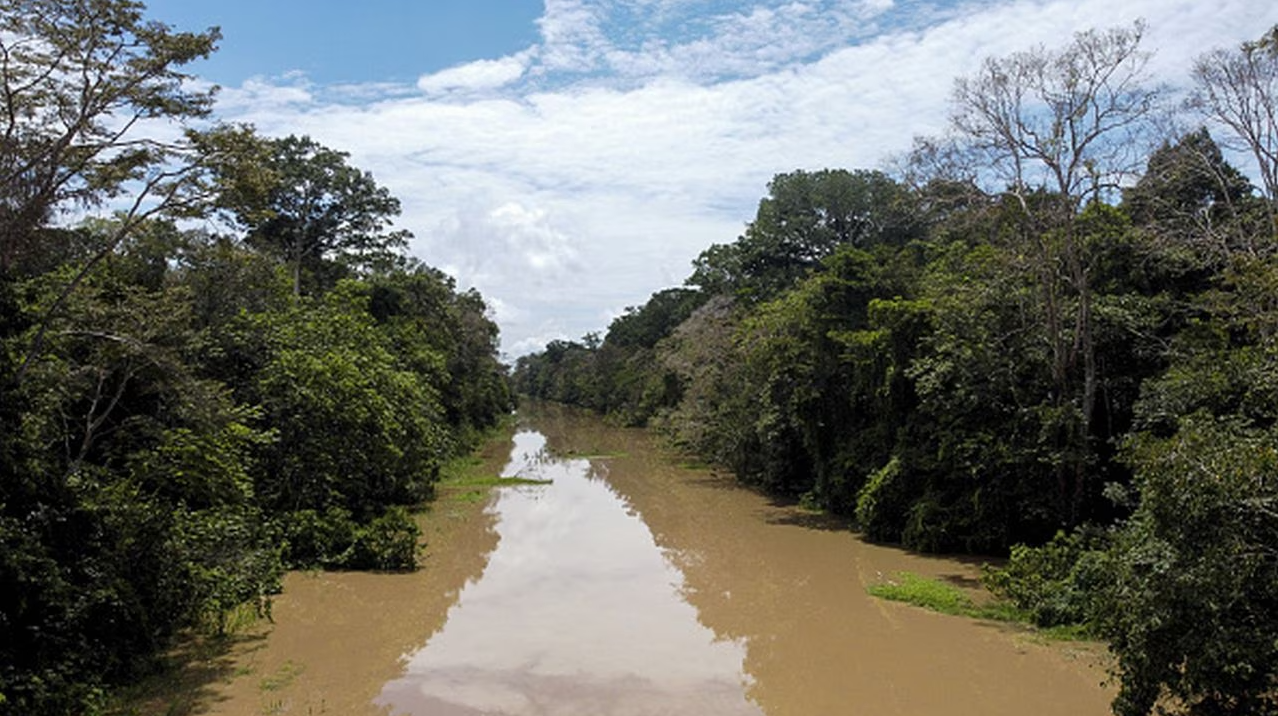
[156,432,511,716]
[164,403,1113,716]
[578,422,1112,715]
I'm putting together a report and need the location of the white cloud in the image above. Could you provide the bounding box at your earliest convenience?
[417,53,533,94]
[210,0,1278,356]
[215,76,314,112]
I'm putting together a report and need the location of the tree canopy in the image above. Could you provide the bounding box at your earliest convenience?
[0,3,511,713]
[515,23,1278,716]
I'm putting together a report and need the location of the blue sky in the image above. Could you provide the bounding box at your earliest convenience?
[143,0,1278,357]
[145,1,544,85]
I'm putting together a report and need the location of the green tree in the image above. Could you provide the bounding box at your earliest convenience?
[1123,129,1265,264]
[366,262,511,446]
[0,226,282,713]
[245,283,445,518]
[655,296,754,471]
[947,22,1161,525]
[0,0,220,383]
[210,132,411,296]
[689,169,922,301]
[1100,418,1278,716]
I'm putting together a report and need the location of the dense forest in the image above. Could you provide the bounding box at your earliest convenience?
[514,23,1278,716]
[0,1,510,713]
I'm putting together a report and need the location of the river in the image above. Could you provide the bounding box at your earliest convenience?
[199,402,1113,715]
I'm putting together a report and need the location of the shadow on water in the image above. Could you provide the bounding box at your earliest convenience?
[111,630,269,716]
[118,427,515,716]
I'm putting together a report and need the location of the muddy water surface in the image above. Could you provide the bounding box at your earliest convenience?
[209,403,1113,715]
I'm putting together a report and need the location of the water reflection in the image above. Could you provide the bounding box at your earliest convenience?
[376,430,762,716]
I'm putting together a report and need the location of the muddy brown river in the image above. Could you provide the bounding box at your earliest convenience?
[201,403,1114,715]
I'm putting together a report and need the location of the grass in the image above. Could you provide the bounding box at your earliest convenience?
[435,436,552,509]
[867,571,1093,642]
[258,660,304,692]
[868,571,985,617]
[437,454,492,485]
[560,449,629,459]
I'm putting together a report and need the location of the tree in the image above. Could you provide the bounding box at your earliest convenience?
[688,169,922,301]
[1123,128,1265,265]
[947,22,1161,525]
[0,224,282,713]
[246,283,445,517]
[366,262,511,445]
[0,0,220,382]
[1191,25,1278,240]
[605,288,707,350]
[210,131,410,295]
[0,0,219,270]
[1100,418,1278,716]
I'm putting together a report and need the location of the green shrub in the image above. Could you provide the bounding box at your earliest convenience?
[281,506,419,571]
[982,529,1104,629]
[856,457,905,540]
[350,507,420,572]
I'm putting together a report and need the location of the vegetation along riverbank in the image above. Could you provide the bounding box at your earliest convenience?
[2,0,1277,713]
[514,24,1278,716]
[0,1,512,712]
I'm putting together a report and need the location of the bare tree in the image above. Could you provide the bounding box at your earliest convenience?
[1192,25,1278,239]
[947,22,1162,523]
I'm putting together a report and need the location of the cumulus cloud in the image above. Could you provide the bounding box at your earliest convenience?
[210,0,1278,355]
[215,75,314,112]
[417,53,533,94]
[441,201,584,287]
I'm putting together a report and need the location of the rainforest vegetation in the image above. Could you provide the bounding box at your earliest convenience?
[4,0,1278,713]
[0,1,510,712]
[514,23,1278,716]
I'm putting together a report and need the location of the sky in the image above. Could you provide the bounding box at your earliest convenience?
[143,0,1278,358]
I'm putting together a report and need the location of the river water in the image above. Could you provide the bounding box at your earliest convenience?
[206,402,1114,715]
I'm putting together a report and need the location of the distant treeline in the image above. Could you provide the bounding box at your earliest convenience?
[513,24,1278,716]
[0,1,510,713]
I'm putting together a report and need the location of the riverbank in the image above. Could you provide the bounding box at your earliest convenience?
[112,426,517,716]
[116,404,1113,715]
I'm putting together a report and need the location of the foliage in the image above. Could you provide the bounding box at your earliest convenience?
[206,130,412,295]
[0,0,219,274]
[869,570,1089,639]
[0,4,511,712]
[688,169,922,301]
[245,285,446,517]
[982,530,1104,630]
[855,456,908,541]
[515,23,1278,716]
[1097,418,1278,716]
[281,506,419,572]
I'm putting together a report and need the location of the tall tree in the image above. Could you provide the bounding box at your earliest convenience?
[688,169,921,301]
[1191,25,1278,240]
[947,22,1161,524]
[0,0,220,382]
[210,131,410,296]
[1123,128,1266,266]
